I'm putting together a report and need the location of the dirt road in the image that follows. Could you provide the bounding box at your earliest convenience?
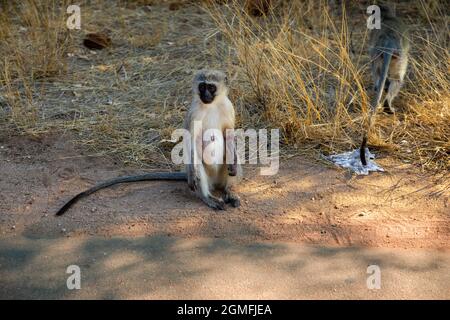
[0,134,449,299]
[0,235,449,299]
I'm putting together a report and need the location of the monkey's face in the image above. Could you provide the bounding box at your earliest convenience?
[198,82,217,104]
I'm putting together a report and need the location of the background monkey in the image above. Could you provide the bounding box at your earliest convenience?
[360,4,409,166]
[56,69,240,215]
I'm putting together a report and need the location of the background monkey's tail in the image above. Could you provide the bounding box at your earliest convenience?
[360,48,393,166]
[55,172,187,216]
[360,134,368,166]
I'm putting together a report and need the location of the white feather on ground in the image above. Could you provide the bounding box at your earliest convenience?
[326,148,384,175]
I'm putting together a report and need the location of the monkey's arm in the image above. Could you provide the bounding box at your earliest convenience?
[56,172,186,216]
[186,117,205,188]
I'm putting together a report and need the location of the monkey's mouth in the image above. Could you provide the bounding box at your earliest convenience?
[200,95,215,104]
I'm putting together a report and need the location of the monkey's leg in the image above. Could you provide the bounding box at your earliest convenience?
[384,78,391,93]
[384,80,402,114]
[371,56,383,93]
[195,164,225,210]
[190,129,225,210]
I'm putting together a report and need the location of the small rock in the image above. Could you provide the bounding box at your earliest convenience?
[142,5,152,12]
[168,3,181,11]
[83,33,112,50]
[61,228,66,233]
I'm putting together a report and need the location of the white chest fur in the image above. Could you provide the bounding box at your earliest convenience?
[199,99,234,169]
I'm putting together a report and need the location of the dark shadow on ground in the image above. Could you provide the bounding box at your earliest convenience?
[0,235,448,299]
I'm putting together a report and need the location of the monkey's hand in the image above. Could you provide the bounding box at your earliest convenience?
[225,129,238,177]
[188,179,197,192]
[228,163,237,176]
[188,172,201,192]
[187,163,198,192]
[190,164,206,192]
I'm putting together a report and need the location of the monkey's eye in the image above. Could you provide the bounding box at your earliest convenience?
[198,82,206,92]
[207,84,216,94]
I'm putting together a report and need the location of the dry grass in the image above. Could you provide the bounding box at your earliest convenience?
[0,0,71,129]
[0,0,448,171]
[208,0,449,170]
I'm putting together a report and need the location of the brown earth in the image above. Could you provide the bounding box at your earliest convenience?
[0,134,448,249]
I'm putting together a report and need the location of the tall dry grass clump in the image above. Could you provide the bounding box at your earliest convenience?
[0,0,70,129]
[208,0,449,170]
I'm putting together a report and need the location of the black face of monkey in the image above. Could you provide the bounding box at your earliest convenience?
[198,82,217,104]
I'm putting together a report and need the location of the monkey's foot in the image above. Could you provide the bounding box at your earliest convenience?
[205,195,226,210]
[223,192,240,208]
[383,101,395,114]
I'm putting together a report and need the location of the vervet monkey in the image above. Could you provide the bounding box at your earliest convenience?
[185,69,241,210]
[360,5,409,166]
[56,70,240,215]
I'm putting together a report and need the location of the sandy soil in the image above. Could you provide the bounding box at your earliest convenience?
[0,133,448,249]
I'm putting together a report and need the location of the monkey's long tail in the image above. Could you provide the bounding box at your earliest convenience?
[360,49,393,166]
[56,172,187,216]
